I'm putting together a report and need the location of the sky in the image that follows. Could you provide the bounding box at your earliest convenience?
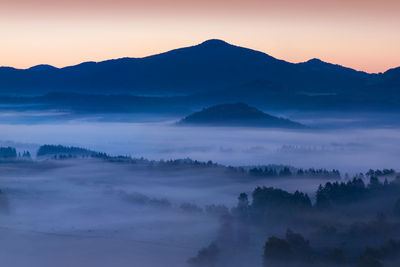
[0,0,399,73]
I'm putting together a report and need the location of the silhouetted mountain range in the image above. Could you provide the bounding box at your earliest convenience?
[178,103,306,128]
[0,39,400,111]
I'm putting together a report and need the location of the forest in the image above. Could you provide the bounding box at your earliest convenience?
[1,145,399,266]
[189,174,400,267]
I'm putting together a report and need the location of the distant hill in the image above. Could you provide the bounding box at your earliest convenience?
[0,39,374,96]
[0,39,399,111]
[178,103,306,128]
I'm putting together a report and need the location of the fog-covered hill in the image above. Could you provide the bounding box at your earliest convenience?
[178,103,305,128]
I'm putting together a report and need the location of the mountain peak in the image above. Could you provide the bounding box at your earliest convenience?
[199,39,231,47]
[28,64,58,71]
[306,58,325,64]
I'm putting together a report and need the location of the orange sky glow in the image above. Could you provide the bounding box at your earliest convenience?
[0,0,399,73]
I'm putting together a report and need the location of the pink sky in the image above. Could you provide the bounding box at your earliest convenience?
[1,0,399,73]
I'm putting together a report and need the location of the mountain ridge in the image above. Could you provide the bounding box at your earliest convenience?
[0,39,398,104]
[0,40,387,74]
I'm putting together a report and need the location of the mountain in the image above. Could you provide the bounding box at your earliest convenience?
[178,103,306,128]
[0,39,399,111]
[0,39,374,96]
[379,67,400,88]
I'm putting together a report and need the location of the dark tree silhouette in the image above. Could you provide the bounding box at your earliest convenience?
[263,230,313,266]
[22,150,31,159]
[188,242,219,267]
[235,193,250,246]
[0,147,17,159]
[327,248,347,264]
[394,198,400,216]
[357,255,383,267]
[263,236,292,265]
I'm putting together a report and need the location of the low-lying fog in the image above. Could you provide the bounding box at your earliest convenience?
[0,159,331,267]
[2,111,400,266]
[1,112,400,173]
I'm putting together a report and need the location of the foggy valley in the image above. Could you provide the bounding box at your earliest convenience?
[1,111,400,172]
[2,109,400,266]
[1,27,400,266]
